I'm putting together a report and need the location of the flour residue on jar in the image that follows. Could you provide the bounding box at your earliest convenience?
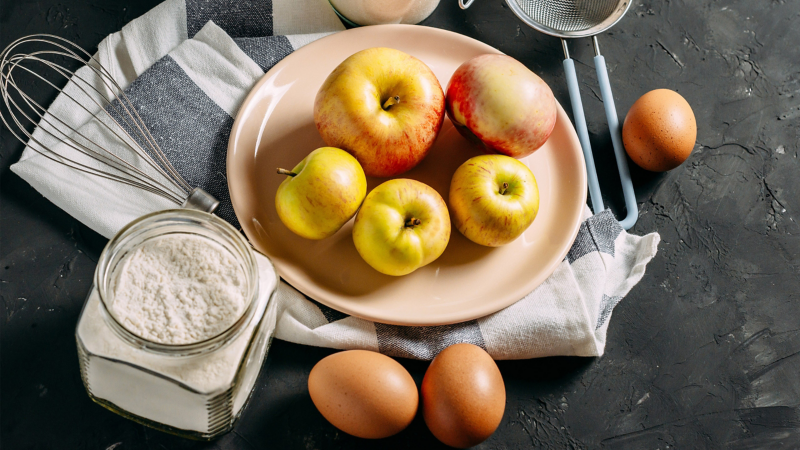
[110,234,247,344]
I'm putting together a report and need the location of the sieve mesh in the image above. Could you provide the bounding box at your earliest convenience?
[513,0,623,33]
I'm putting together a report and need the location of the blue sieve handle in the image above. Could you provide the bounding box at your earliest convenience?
[563,57,604,215]
[594,55,637,230]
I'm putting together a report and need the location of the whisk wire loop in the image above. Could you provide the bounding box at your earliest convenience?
[0,34,199,207]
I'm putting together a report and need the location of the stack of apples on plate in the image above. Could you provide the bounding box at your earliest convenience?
[275,48,557,276]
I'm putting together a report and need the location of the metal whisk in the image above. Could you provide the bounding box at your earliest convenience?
[0,34,218,213]
[461,0,637,229]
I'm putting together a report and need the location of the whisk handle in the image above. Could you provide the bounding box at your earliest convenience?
[182,187,220,213]
[459,0,476,9]
[563,57,604,215]
[594,54,637,230]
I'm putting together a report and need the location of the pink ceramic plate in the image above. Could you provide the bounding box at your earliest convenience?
[228,25,586,326]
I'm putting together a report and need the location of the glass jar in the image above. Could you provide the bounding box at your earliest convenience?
[75,209,279,440]
[329,0,441,26]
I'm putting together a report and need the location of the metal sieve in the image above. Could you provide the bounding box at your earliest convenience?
[461,0,637,229]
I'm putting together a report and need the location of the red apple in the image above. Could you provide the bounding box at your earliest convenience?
[446,54,557,158]
[314,47,445,177]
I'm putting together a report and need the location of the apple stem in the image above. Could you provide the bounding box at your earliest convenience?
[382,96,400,110]
[404,217,421,228]
[499,182,509,195]
[277,168,297,177]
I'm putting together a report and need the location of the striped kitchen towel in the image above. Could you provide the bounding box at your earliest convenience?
[10,0,660,360]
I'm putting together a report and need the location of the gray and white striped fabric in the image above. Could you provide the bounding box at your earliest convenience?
[277,208,659,359]
[11,0,660,360]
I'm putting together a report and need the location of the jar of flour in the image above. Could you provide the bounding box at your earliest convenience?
[75,209,279,440]
[328,0,441,26]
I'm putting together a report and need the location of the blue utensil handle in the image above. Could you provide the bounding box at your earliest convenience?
[593,55,638,230]
[563,58,604,215]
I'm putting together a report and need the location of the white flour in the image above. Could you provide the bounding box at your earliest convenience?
[111,234,247,344]
[77,252,280,434]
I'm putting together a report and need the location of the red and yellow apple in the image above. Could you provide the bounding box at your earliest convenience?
[446,54,556,159]
[314,47,445,177]
[275,147,367,240]
[353,179,450,276]
[449,155,539,247]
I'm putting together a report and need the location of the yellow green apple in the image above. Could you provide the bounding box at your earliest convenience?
[449,155,539,247]
[275,147,367,240]
[353,179,450,276]
[314,47,445,177]
[446,54,556,158]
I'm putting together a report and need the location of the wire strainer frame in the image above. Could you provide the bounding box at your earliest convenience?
[505,0,631,38]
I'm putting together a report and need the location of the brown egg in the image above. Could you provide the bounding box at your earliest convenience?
[421,343,505,448]
[308,350,418,439]
[622,89,697,172]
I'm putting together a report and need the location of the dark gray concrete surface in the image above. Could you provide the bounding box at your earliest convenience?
[3,0,800,448]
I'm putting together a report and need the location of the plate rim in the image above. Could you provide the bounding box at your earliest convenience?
[227,24,587,326]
